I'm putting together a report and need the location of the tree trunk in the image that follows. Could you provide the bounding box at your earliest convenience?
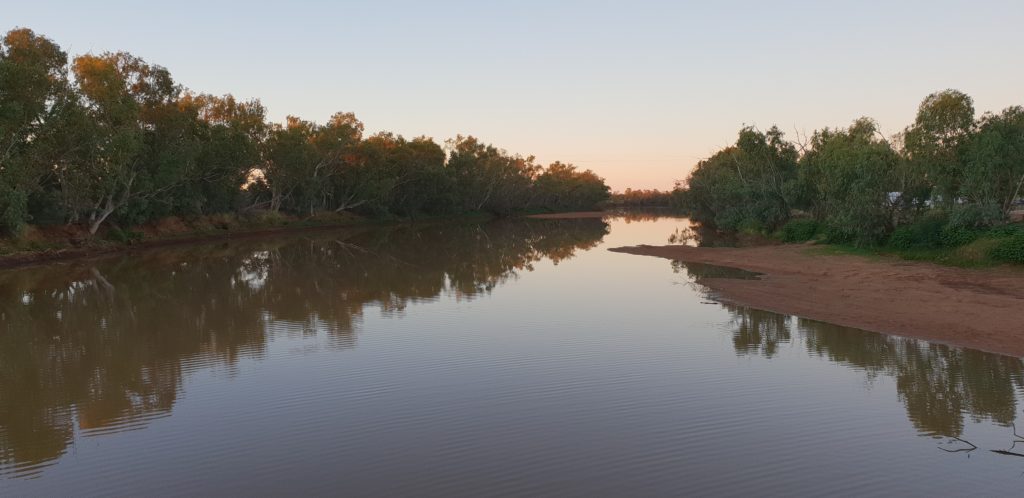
[88,196,116,235]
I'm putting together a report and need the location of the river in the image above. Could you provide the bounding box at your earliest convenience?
[2,213,1023,495]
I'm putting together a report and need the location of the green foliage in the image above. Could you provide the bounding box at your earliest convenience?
[948,203,1004,229]
[990,232,1024,264]
[0,28,68,234]
[533,161,610,212]
[961,107,1024,214]
[608,189,674,207]
[780,219,819,242]
[902,89,976,204]
[680,126,797,233]
[940,225,978,247]
[673,89,1024,261]
[105,226,143,244]
[0,27,613,239]
[988,223,1024,237]
[888,215,947,250]
[798,117,898,245]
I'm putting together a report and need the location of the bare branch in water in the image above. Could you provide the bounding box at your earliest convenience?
[937,436,977,453]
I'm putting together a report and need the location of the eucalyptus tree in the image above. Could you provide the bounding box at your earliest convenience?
[261,116,319,213]
[445,135,541,214]
[68,52,194,233]
[533,161,610,211]
[799,117,899,244]
[956,106,1024,221]
[0,28,68,233]
[902,89,975,206]
[346,132,449,215]
[179,93,268,214]
[680,126,797,231]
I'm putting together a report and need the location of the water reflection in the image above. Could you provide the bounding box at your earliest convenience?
[674,261,1024,439]
[0,218,609,477]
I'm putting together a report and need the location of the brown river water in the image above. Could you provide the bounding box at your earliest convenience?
[2,214,1024,496]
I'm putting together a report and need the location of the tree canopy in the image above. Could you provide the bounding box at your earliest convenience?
[675,90,1024,246]
[0,28,610,236]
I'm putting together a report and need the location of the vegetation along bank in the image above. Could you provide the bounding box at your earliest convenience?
[0,27,611,259]
[672,89,1024,266]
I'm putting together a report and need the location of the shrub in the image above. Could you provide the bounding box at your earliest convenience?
[781,219,819,242]
[106,227,143,244]
[990,232,1024,264]
[948,203,1004,229]
[735,217,766,235]
[887,215,946,249]
[988,223,1024,237]
[940,225,977,247]
[823,224,856,244]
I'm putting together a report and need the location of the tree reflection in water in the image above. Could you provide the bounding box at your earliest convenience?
[673,259,1024,439]
[0,218,608,476]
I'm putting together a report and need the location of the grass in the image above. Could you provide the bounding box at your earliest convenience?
[806,235,1011,268]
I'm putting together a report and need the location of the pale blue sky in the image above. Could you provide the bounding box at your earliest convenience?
[7,1,1023,189]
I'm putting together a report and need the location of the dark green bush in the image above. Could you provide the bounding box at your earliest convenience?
[781,219,819,242]
[990,232,1024,264]
[735,217,766,235]
[887,215,946,249]
[988,223,1024,237]
[823,225,856,244]
[948,203,1004,229]
[106,227,143,244]
[940,225,977,247]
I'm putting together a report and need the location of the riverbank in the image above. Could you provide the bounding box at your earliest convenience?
[0,212,377,269]
[609,243,1024,357]
[0,210,589,270]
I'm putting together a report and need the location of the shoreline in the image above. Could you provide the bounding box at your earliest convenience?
[609,243,1024,357]
[0,221,375,270]
[0,212,500,271]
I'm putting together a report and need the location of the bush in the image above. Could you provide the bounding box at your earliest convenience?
[781,219,819,242]
[988,223,1024,238]
[824,224,856,244]
[106,227,143,244]
[735,217,766,235]
[940,225,977,247]
[887,215,946,249]
[990,232,1024,264]
[948,203,1004,229]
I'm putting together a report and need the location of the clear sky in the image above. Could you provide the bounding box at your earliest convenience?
[7,1,1024,190]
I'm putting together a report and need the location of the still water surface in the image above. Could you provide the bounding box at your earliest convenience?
[3,214,1024,495]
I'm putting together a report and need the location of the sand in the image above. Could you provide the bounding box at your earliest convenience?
[610,243,1024,357]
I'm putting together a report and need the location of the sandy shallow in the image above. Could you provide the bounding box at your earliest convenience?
[610,243,1024,357]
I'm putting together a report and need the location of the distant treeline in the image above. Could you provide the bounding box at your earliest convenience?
[0,28,610,236]
[606,188,679,207]
[675,90,1024,259]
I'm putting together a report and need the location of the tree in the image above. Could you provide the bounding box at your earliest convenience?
[261,116,319,213]
[678,126,797,231]
[799,118,899,244]
[959,106,1024,221]
[68,52,190,233]
[178,93,267,214]
[0,27,615,236]
[444,135,539,213]
[0,28,68,233]
[533,161,610,211]
[902,89,975,205]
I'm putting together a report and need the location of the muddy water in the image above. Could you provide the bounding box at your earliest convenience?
[2,214,1023,496]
